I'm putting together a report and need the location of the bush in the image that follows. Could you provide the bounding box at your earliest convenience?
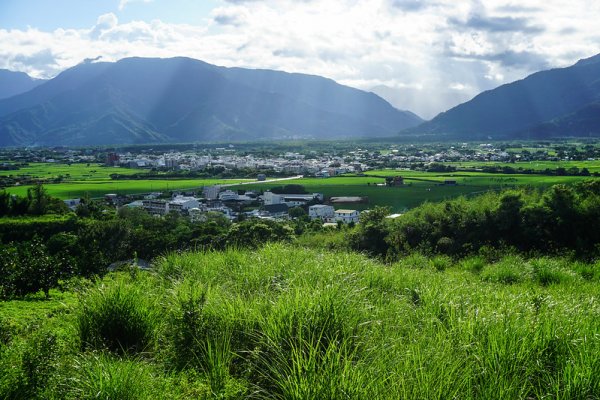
[77,275,159,354]
[530,258,575,286]
[481,255,530,284]
[0,239,65,299]
[430,255,452,272]
[459,256,486,274]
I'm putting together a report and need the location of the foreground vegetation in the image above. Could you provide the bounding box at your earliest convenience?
[1,244,600,399]
[2,174,600,398]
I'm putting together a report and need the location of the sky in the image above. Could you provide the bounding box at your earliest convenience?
[1,0,599,119]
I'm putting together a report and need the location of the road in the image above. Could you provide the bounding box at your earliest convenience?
[220,175,304,187]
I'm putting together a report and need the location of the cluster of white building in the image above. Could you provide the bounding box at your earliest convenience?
[110,151,367,177]
[133,186,361,225]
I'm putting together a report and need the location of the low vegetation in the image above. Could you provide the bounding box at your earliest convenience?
[1,244,600,399]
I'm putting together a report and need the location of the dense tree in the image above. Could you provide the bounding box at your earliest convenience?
[348,206,391,258]
[0,239,64,298]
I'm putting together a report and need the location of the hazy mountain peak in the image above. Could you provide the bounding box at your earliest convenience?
[0,69,45,100]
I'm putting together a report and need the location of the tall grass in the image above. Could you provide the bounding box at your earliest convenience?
[3,243,600,398]
[67,353,155,400]
[77,274,161,354]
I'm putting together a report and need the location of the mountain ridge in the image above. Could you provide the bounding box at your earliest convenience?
[0,57,422,147]
[406,53,600,139]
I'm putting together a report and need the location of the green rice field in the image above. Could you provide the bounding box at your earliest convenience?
[2,162,598,210]
[233,171,596,211]
[0,162,147,180]
[447,160,600,173]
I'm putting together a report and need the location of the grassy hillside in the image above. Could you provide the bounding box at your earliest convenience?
[2,244,600,399]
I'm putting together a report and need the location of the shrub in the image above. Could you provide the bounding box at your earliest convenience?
[530,258,575,286]
[430,255,452,272]
[481,255,529,284]
[77,275,159,354]
[460,256,486,274]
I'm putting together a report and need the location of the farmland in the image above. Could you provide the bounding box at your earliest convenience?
[232,171,593,211]
[0,162,147,180]
[5,178,251,199]
[2,158,599,211]
[447,160,600,173]
[1,162,252,198]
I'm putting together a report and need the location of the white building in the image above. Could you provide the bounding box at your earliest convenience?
[203,185,221,200]
[263,191,283,205]
[308,204,335,221]
[218,190,239,201]
[142,196,199,216]
[169,196,199,211]
[263,191,323,207]
[334,209,360,224]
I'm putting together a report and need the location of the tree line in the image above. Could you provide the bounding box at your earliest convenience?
[348,180,600,260]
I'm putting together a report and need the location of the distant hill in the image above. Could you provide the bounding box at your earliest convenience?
[0,57,422,147]
[0,69,44,100]
[407,53,600,139]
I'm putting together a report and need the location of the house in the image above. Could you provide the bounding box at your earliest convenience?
[263,191,323,207]
[262,203,289,219]
[263,191,283,205]
[218,190,239,201]
[63,198,81,210]
[168,196,199,214]
[142,195,199,216]
[334,209,360,224]
[203,185,221,200]
[309,204,335,221]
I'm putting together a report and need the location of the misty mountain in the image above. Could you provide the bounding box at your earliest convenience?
[407,53,600,139]
[370,84,475,121]
[0,57,422,147]
[0,69,44,100]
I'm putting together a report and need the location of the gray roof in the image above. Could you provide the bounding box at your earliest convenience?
[264,203,289,214]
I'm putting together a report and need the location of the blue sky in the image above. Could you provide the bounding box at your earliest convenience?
[1,0,599,118]
[0,0,217,30]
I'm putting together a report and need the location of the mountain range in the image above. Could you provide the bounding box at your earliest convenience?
[0,57,422,147]
[1,53,600,147]
[407,53,600,139]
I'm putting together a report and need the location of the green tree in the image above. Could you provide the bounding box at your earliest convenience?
[27,184,50,216]
[289,206,307,220]
[348,206,391,258]
[0,191,10,216]
[0,239,62,298]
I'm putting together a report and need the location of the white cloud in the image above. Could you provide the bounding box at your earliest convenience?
[0,0,599,118]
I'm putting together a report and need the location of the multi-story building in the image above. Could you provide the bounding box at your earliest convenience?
[308,204,335,221]
[334,209,360,224]
[203,185,221,200]
[219,190,239,201]
[142,196,199,216]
